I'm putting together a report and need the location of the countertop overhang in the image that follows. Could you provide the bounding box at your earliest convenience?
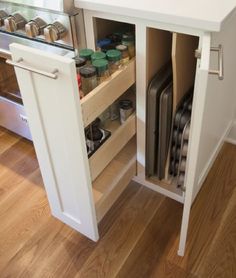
[75,0,236,32]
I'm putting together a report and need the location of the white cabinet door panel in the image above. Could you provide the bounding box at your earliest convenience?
[10,43,99,241]
[178,33,211,256]
[195,13,236,197]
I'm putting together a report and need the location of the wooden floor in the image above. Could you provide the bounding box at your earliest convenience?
[1,127,236,278]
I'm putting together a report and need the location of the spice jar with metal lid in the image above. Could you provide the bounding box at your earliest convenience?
[119,99,133,124]
[92,59,110,84]
[79,48,94,65]
[122,33,135,58]
[106,49,121,74]
[74,56,86,73]
[91,51,106,62]
[79,65,97,95]
[116,44,130,65]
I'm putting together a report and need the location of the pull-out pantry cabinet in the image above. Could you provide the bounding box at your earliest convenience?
[10,8,236,256]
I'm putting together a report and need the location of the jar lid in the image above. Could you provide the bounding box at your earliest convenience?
[92,59,108,72]
[116,44,128,51]
[79,48,94,60]
[119,99,133,109]
[122,33,135,42]
[79,65,97,78]
[97,38,112,49]
[74,56,86,67]
[106,49,121,61]
[91,51,106,61]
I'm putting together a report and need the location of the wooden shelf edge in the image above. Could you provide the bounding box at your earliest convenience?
[89,113,136,181]
[133,174,184,203]
[81,59,135,127]
[95,157,136,222]
[92,137,137,222]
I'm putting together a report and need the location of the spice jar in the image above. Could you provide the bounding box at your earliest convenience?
[97,38,112,51]
[91,51,106,62]
[122,33,135,58]
[107,33,122,43]
[74,56,86,73]
[74,57,86,98]
[79,65,97,95]
[106,49,121,74]
[119,99,133,124]
[76,74,83,99]
[101,43,118,53]
[79,48,94,64]
[116,44,130,65]
[92,59,110,84]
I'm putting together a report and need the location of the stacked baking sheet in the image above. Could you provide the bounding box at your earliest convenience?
[169,91,193,189]
[146,64,173,179]
[146,64,193,188]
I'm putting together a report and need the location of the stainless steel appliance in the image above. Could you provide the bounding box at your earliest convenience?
[0,0,85,140]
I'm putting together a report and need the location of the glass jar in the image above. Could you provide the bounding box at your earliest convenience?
[79,65,97,95]
[116,44,130,65]
[122,33,135,58]
[91,51,106,62]
[79,48,94,65]
[106,49,121,74]
[107,33,122,43]
[74,56,86,73]
[92,59,110,84]
[119,99,133,124]
[97,38,112,51]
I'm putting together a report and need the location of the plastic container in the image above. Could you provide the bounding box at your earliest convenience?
[79,48,94,64]
[92,59,110,84]
[91,51,106,62]
[106,49,121,74]
[79,65,97,95]
[116,44,130,65]
[122,33,135,58]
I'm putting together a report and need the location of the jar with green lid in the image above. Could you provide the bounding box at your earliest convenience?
[92,59,110,84]
[116,44,130,65]
[79,65,97,95]
[122,33,135,58]
[91,51,106,62]
[79,48,94,64]
[106,49,121,74]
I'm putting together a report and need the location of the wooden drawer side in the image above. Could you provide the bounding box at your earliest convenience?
[89,114,136,181]
[80,59,135,127]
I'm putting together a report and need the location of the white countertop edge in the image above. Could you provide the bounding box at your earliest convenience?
[75,0,223,32]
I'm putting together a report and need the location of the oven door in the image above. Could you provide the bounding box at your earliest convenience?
[0,54,32,140]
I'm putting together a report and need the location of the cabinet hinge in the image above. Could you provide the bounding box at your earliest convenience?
[195,49,201,59]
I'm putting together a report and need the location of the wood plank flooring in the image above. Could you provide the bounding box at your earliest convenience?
[1,126,236,277]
